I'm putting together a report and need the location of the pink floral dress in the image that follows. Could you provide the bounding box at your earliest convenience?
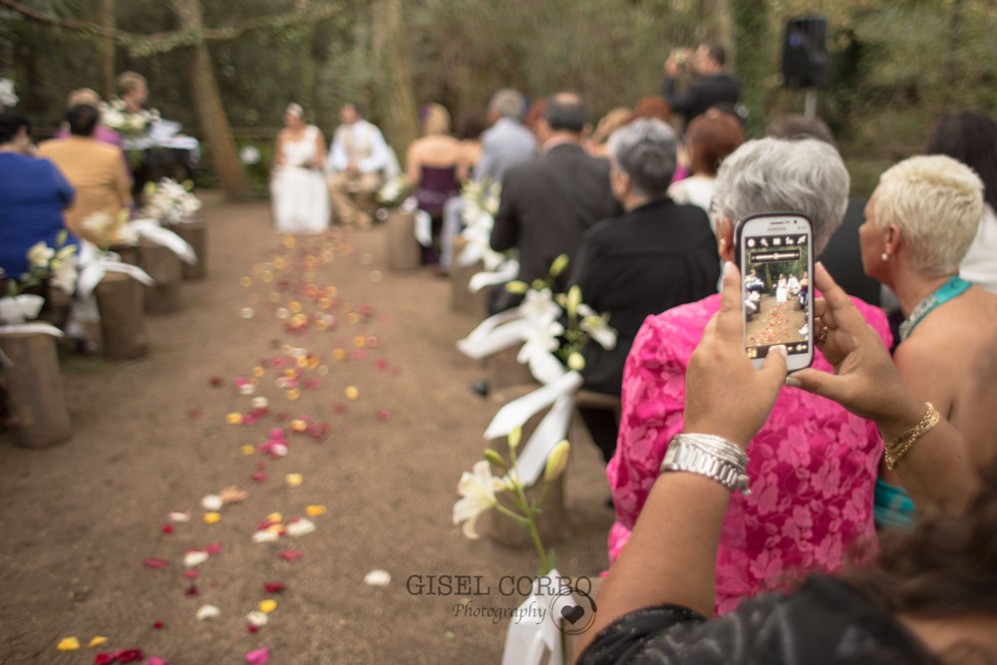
[607,293,892,616]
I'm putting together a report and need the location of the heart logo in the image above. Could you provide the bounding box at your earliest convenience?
[560,604,584,625]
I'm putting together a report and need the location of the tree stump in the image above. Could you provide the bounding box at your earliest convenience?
[167,219,207,280]
[94,272,148,360]
[0,332,73,447]
[385,210,421,271]
[484,385,571,548]
[37,283,74,331]
[109,243,140,266]
[139,240,183,315]
[450,243,488,316]
[488,346,536,391]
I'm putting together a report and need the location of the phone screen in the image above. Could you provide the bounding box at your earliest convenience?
[740,218,813,368]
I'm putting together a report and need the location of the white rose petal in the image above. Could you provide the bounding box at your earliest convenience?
[167,511,191,523]
[285,519,315,538]
[184,550,209,568]
[364,569,391,587]
[201,494,223,511]
[246,611,268,627]
[252,530,280,544]
[251,396,269,409]
[269,442,288,458]
[196,604,220,620]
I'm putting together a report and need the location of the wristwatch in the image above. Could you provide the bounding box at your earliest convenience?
[660,440,750,495]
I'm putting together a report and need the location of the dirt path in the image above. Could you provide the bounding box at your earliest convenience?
[0,197,614,664]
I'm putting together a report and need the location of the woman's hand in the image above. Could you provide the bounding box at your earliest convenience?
[789,263,924,434]
[684,262,788,448]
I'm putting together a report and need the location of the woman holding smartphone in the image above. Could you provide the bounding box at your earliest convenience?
[606,138,892,615]
[577,264,993,664]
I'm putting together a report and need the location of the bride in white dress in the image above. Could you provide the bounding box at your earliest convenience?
[271,103,330,234]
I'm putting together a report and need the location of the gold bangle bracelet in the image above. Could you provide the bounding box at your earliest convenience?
[883,402,940,471]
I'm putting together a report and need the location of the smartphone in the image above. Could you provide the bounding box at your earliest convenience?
[735,212,814,372]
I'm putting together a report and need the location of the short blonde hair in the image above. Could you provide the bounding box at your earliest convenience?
[67,88,101,109]
[422,103,451,136]
[871,155,984,276]
[117,71,147,97]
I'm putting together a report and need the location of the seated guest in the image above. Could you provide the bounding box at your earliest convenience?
[667,108,745,229]
[38,104,132,246]
[630,95,672,124]
[0,111,75,278]
[577,264,993,664]
[925,112,997,293]
[766,114,882,307]
[859,155,997,528]
[54,89,124,150]
[607,138,892,615]
[406,103,463,263]
[326,102,391,229]
[568,119,719,463]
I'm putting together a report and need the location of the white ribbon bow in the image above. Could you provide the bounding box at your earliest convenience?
[127,219,198,264]
[77,243,155,300]
[501,567,574,665]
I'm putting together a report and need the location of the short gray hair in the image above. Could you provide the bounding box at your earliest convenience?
[607,118,678,199]
[871,155,983,276]
[713,137,849,254]
[490,89,526,120]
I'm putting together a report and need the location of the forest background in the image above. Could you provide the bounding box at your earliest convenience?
[2,0,995,200]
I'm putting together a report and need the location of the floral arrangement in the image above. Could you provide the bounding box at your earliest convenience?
[2,234,78,297]
[142,178,203,225]
[0,78,18,108]
[375,175,412,209]
[454,427,570,575]
[82,209,138,250]
[100,98,160,140]
[457,179,506,269]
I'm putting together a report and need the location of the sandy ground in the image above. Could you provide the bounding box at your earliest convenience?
[0,196,614,664]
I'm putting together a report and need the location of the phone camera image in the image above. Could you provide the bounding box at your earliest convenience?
[743,233,811,359]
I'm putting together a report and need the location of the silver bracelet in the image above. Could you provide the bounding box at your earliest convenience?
[659,433,750,495]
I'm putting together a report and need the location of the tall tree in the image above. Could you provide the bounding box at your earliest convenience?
[170,0,251,200]
[372,0,418,155]
[729,0,772,136]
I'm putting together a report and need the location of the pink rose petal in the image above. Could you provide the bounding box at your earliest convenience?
[278,549,304,562]
[204,542,223,555]
[148,658,167,665]
[144,557,169,569]
[245,647,270,664]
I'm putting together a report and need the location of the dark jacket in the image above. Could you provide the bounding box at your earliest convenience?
[663,73,742,125]
[490,142,620,311]
[568,199,720,395]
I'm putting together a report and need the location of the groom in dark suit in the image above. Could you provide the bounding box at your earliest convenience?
[489,92,621,314]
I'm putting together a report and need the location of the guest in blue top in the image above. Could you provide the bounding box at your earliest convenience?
[0,111,76,279]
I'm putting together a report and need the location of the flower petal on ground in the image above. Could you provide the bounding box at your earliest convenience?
[195,604,220,620]
[56,637,80,651]
[364,569,391,587]
[245,647,270,664]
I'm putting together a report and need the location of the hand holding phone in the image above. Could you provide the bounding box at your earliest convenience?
[735,212,815,372]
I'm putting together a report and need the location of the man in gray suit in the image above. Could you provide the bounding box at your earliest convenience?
[440,89,537,272]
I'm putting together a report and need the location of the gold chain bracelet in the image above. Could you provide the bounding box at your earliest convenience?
[883,402,940,471]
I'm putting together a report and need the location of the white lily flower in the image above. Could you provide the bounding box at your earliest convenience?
[26,242,55,268]
[578,303,618,350]
[452,460,503,539]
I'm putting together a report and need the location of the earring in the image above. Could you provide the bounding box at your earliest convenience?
[881,252,889,262]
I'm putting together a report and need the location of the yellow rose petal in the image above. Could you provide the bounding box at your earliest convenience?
[287,389,300,401]
[332,348,347,361]
[203,512,222,524]
[306,504,327,517]
[290,419,307,432]
[267,512,283,523]
[288,301,301,313]
[88,636,108,648]
[286,473,304,487]
[314,320,328,331]
[346,312,360,324]
[57,637,80,651]
[353,336,366,348]
[296,356,309,368]
[259,599,278,614]
[240,276,252,287]
[252,366,265,378]
[226,412,243,425]
[241,444,256,456]
[344,386,359,401]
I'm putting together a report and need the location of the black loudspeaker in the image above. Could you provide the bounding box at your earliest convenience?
[782,16,829,89]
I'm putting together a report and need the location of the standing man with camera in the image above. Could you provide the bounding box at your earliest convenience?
[662,42,742,128]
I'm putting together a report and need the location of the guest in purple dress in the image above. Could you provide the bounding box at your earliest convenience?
[406,103,465,264]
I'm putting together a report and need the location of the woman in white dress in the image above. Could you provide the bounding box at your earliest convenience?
[271,103,330,234]
[776,274,788,303]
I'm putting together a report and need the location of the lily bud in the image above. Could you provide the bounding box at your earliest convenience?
[544,440,571,482]
[505,280,529,294]
[548,254,569,278]
[144,181,157,197]
[567,352,586,371]
[566,285,582,319]
[508,426,523,451]
[483,448,507,470]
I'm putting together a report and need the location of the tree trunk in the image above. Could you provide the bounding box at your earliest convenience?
[943,0,964,113]
[97,0,115,100]
[171,0,251,201]
[729,0,772,137]
[372,0,418,157]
